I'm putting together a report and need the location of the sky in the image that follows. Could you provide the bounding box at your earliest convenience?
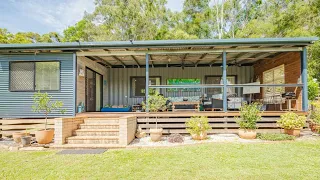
[0,0,184,34]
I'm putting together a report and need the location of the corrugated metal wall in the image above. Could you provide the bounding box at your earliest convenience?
[107,66,254,106]
[0,53,75,118]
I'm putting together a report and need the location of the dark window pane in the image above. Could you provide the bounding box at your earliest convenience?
[131,77,161,97]
[10,62,34,91]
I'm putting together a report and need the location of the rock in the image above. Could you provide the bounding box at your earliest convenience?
[168,134,184,143]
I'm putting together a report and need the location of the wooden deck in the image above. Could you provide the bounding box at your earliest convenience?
[76,111,309,134]
[76,111,308,118]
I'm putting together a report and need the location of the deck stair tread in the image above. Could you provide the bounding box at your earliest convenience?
[80,123,119,126]
[67,136,119,140]
[74,129,119,132]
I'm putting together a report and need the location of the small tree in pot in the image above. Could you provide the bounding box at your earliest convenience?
[309,101,320,134]
[142,90,167,142]
[277,112,306,136]
[236,102,262,139]
[186,116,211,140]
[32,91,65,144]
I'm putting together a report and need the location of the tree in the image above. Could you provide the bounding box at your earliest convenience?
[63,20,92,42]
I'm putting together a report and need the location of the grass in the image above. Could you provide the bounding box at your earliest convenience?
[1,141,320,180]
[257,133,296,141]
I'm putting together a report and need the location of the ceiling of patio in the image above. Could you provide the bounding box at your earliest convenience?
[78,45,297,68]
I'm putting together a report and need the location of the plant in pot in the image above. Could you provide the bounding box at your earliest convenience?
[142,90,168,142]
[277,112,306,136]
[309,101,320,134]
[186,116,211,140]
[236,102,262,139]
[21,129,32,146]
[32,91,65,144]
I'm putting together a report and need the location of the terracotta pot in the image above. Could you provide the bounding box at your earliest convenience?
[309,122,320,133]
[284,128,301,136]
[238,129,257,139]
[21,136,32,146]
[12,132,25,143]
[136,132,146,138]
[35,129,54,144]
[150,128,163,142]
[191,131,207,140]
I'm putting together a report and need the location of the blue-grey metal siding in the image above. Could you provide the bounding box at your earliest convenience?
[107,66,254,106]
[0,53,75,118]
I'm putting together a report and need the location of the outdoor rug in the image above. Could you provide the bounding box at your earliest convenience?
[57,149,107,155]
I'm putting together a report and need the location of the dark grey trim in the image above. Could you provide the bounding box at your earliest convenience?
[130,75,161,98]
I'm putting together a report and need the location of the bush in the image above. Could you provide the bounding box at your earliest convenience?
[311,101,320,124]
[277,112,306,130]
[168,134,184,143]
[257,133,296,141]
[185,116,211,136]
[236,102,262,130]
[308,76,319,101]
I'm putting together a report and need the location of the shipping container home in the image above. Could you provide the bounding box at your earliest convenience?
[0,37,318,138]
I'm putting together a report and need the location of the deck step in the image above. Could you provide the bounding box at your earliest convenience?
[73,129,119,136]
[79,124,119,129]
[66,136,119,144]
[84,118,119,124]
[52,144,126,149]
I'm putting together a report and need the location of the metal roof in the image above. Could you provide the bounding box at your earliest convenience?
[0,37,318,51]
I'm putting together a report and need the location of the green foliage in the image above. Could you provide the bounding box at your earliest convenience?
[32,91,66,130]
[141,90,167,112]
[186,116,211,136]
[308,76,319,101]
[236,103,262,130]
[310,101,320,124]
[277,112,306,130]
[257,133,295,141]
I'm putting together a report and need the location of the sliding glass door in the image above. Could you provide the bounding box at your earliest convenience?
[86,68,103,112]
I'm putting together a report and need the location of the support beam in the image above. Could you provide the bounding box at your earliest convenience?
[130,55,141,68]
[181,53,188,68]
[301,47,308,111]
[111,56,126,68]
[209,54,222,65]
[92,56,113,67]
[76,47,303,56]
[222,51,227,112]
[194,53,208,66]
[237,52,273,64]
[145,53,149,112]
[85,56,112,68]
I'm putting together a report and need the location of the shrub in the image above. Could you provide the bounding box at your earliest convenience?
[142,90,167,112]
[168,134,184,143]
[236,102,262,130]
[277,112,306,130]
[185,116,211,136]
[308,76,319,101]
[257,133,295,141]
[310,101,320,124]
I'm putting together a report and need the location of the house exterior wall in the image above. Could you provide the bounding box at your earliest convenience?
[107,66,254,106]
[0,53,75,118]
[253,52,302,110]
[76,57,108,109]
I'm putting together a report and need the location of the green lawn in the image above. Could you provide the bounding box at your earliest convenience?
[1,141,320,180]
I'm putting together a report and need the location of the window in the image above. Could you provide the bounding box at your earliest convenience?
[263,65,285,97]
[10,62,60,91]
[205,76,236,97]
[131,76,161,97]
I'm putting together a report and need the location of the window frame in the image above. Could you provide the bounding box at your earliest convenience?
[262,64,285,97]
[9,61,61,92]
[130,76,161,98]
[205,75,237,95]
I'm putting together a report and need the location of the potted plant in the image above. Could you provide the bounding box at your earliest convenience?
[186,116,211,140]
[32,91,65,144]
[277,112,306,136]
[12,132,25,143]
[21,129,32,146]
[236,102,262,139]
[309,101,320,133]
[142,90,168,142]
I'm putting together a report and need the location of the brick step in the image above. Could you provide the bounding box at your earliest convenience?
[73,129,119,136]
[79,124,119,129]
[52,144,126,149]
[66,136,119,144]
[84,118,119,124]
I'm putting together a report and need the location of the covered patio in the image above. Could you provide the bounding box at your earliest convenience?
[74,38,315,114]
